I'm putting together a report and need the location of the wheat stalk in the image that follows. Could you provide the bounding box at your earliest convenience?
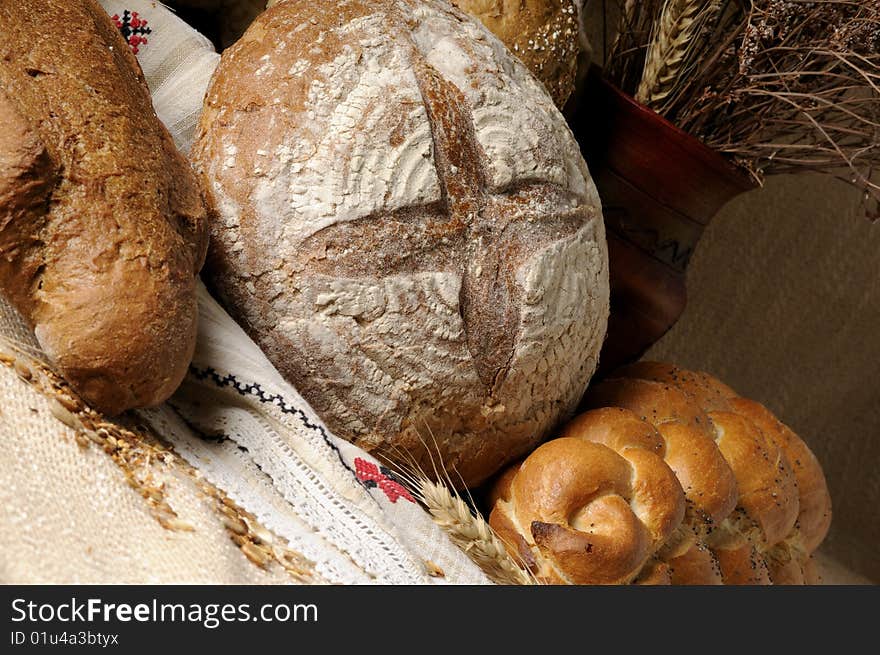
[608,0,639,64]
[381,438,536,585]
[416,478,535,585]
[605,1,880,216]
[636,0,705,108]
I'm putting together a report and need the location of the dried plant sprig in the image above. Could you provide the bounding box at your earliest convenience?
[637,0,707,107]
[602,0,880,218]
[414,477,536,586]
[382,438,537,585]
[605,0,665,92]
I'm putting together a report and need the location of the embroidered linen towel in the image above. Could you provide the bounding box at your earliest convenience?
[102,0,220,152]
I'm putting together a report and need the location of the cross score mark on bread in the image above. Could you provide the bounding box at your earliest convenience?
[192,0,609,487]
[301,57,588,389]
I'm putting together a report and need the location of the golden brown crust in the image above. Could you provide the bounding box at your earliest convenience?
[0,0,209,414]
[583,378,739,532]
[802,555,822,585]
[603,364,806,575]
[654,421,739,530]
[667,541,723,585]
[766,556,806,585]
[621,446,687,544]
[729,397,832,552]
[450,0,580,108]
[708,410,799,548]
[616,361,739,411]
[486,462,520,508]
[584,376,712,432]
[559,406,665,456]
[633,559,672,585]
[486,462,539,570]
[714,543,772,585]
[489,361,831,585]
[488,501,538,573]
[494,431,685,584]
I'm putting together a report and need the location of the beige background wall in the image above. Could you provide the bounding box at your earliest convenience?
[645,175,880,581]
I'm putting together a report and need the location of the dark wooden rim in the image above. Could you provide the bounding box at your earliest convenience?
[590,70,758,193]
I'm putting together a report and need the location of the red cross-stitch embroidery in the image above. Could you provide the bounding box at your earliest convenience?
[111,10,152,55]
[354,458,415,504]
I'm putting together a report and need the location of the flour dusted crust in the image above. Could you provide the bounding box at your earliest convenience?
[450,0,582,108]
[192,0,609,485]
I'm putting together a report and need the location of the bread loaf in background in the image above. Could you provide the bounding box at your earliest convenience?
[0,0,209,414]
[191,0,609,487]
[450,0,582,108]
[270,0,585,108]
[489,362,832,584]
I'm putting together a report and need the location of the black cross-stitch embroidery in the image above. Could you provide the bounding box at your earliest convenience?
[111,10,152,54]
[188,366,356,480]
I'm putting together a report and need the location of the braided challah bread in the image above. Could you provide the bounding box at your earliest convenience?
[488,421,685,584]
[488,362,831,584]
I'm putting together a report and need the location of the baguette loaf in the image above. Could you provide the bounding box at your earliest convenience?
[0,0,209,414]
[191,0,609,486]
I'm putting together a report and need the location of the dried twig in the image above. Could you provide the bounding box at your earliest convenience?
[637,0,707,107]
[602,0,880,217]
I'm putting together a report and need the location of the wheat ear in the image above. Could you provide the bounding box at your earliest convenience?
[382,437,536,586]
[609,0,638,56]
[415,477,536,585]
[636,0,704,108]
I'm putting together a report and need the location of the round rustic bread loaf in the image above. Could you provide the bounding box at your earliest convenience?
[489,362,832,584]
[191,0,609,486]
